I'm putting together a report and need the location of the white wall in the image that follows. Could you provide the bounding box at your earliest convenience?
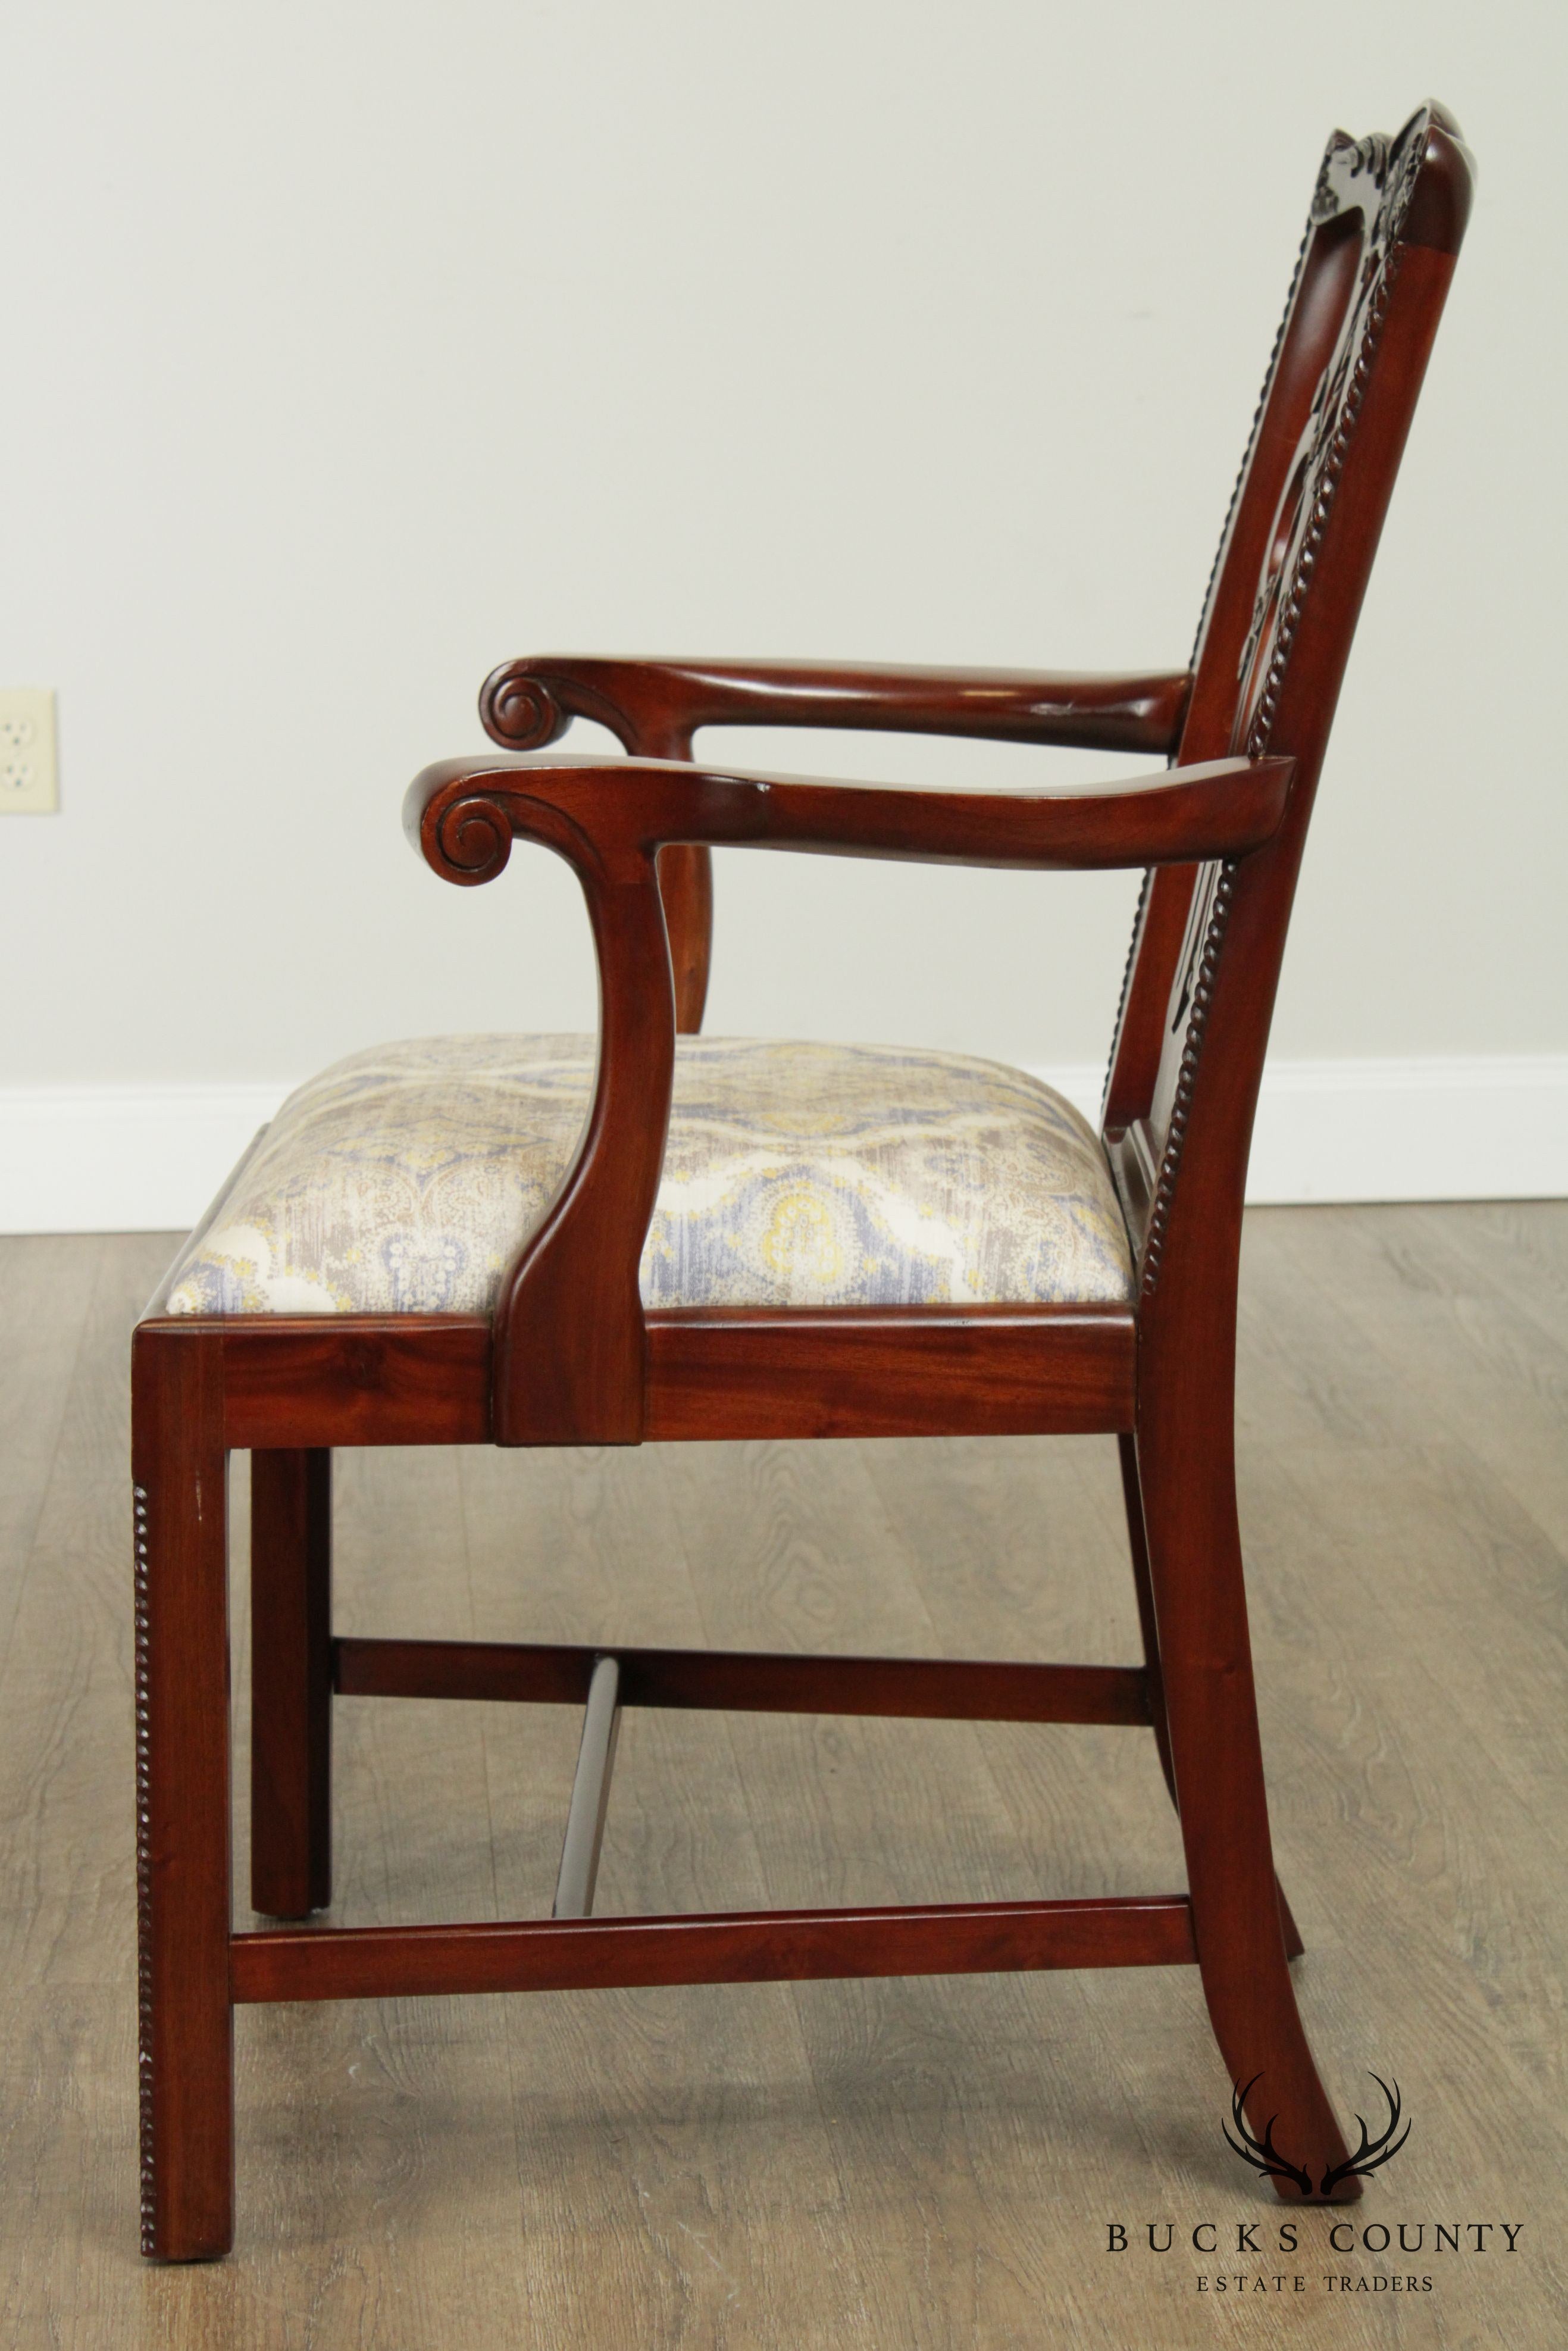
[1,0,1564,1226]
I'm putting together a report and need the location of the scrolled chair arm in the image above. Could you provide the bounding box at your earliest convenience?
[475,655,1196,1037]
[405,747,1292,1449]
[408,748,1291,878]
[478,654,1194,761]
[421,788,519,885]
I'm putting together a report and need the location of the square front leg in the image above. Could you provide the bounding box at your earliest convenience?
[132,1326,234,2261]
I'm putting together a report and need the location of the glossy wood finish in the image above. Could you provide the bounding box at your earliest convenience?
[643,1304,1135,1440]
[221,1315,492,1448]
[230,1894,1198,2005]
[249,1449,331,1918]
[478,654,1193,759]
[1106,105,1471,1153]
[333,1635,1154,1726]
[130,1325,233,2261]
[1118,1429,1304,1962]
[1110,107,1472,2193]
[134,104,1474,2257]
[655,842,713,1030]
[411,748,1292,877]
[478,658,1193,1026]
[158,1303,1134,1453]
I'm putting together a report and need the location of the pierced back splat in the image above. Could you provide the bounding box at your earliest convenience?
[1102,105,1473,1287]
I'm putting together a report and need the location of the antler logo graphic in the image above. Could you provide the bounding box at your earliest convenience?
[1223,2074,1409,2197]
[1320,2075,1410,2196]
[1223,2077,1315,2195]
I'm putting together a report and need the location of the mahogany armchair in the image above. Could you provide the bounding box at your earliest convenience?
[132,104,1473,2257]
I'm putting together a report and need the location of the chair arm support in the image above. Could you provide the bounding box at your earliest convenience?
[402,750,1290,1450]
[479,654,1193,761]
[405,751,1292,882]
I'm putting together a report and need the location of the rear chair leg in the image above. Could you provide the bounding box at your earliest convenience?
[250,1449,333,1918]
[132,1327,234,2260]
[1131,1423,1353,2199]
[1118,1433,1304,1962]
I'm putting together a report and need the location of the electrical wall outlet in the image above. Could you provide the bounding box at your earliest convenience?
[0,689,59,814]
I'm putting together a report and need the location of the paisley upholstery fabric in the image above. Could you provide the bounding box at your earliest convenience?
[165,1035,1132,1317]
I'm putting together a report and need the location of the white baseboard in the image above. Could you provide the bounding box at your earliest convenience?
[0,1083,290,1236]
[1245,1053,1568,1205]
[1032,1053,1568,1206]
[0,1056,1564,1236]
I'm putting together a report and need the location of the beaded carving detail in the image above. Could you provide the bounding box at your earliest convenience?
[133,1483,155,2255]
[1139,862,1238,1296]
[1141,114,1430,1292]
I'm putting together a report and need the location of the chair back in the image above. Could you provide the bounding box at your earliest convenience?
[1103,103,1473,1307]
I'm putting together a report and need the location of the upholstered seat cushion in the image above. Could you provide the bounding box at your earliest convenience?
[165,1035,1132,1316]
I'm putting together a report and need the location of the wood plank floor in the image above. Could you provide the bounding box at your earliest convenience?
[0,1208,1564,2346]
